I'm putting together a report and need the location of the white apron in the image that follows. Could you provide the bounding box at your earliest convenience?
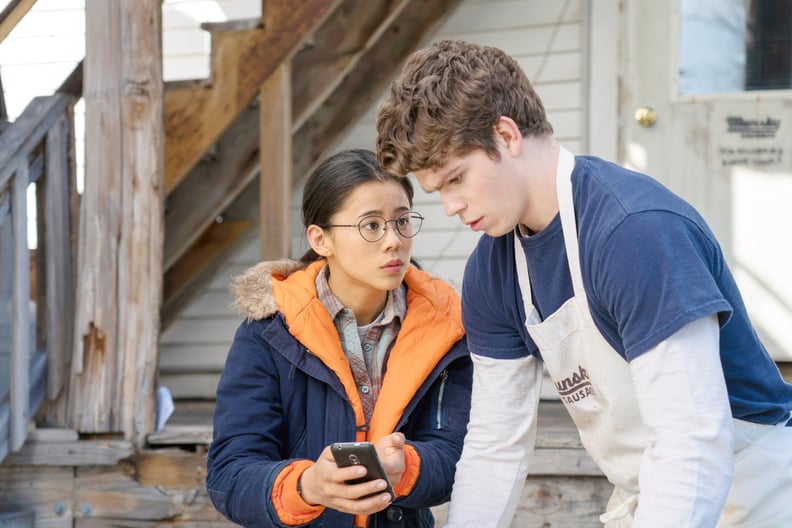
[513,147,792,526]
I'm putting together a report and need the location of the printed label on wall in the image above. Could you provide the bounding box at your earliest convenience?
[710,103,789,170]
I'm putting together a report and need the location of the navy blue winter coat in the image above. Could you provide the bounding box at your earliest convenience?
[206,260,472,527]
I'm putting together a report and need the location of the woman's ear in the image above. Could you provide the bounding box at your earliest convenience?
[493,116,523,156]
[306,225,333,257]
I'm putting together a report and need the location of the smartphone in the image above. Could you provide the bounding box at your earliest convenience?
[331,441,395,500]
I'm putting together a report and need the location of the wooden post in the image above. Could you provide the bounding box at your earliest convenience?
[10,158,29,452]
[72,0,163,446]
[259,63,292,260]
[43,113,74,401]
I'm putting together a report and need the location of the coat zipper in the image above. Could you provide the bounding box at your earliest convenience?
[436,369,448,429]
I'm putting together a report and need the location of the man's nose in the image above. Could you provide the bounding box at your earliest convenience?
[441,192,465,217]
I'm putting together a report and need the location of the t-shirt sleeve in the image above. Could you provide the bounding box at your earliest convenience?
[461,237,535,360]
[590,210,733,360]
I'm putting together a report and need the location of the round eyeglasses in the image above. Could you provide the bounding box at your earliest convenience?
[320,211,424,242]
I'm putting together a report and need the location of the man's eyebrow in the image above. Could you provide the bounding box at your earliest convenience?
[427,165,462,193]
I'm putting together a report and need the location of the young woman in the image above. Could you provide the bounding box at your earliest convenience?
[206,149,472,528]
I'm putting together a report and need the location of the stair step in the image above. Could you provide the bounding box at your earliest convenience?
[0,510,35,528]
[200,17,261,33]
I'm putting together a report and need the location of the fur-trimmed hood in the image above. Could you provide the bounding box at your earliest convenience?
[230,258,462,323]
[230,259,306,321]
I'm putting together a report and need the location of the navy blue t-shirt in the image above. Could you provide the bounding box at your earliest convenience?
[462,155,792,425]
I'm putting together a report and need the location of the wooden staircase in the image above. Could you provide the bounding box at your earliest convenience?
[160,0,464,326]
[0,0,465,460]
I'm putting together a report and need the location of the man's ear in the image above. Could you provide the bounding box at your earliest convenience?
[493,116,523,156]
[306,224,333,257]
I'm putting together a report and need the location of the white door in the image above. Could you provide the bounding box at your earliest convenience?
[619,0,792,361]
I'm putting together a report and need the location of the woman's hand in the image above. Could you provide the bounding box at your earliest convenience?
[298,445,393,515]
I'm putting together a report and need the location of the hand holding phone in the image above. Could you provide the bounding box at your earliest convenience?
[331,441,396,501]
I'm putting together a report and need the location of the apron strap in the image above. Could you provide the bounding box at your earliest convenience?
[513,145,580,325]
[556,146,584,296]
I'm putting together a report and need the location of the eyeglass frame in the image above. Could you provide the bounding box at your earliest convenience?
[318,211,425,242]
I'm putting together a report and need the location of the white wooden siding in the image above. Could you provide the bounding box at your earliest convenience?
[160,0,588,398]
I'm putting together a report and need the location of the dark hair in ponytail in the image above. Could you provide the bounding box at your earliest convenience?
[299,149,414,264]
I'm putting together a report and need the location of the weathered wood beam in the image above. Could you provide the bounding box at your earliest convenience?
[163,103,259,270]
[0,460,229,525]
[161,219,252,328]
[780,362,791,383]
[259,63,291,260]
[41,113,75,402]
[3,437,133,466]
[0,68,7,122]
[163,0,343,195]
[0,94,73,190]
[290,0,411,131]
[292,0,464,182]
[0,0,37,43]
[71,0,163,445]
[10,157,29,453]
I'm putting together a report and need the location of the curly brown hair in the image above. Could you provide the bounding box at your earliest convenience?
[376,39,553,176]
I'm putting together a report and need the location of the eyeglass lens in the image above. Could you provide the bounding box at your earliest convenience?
[358,213,423,241]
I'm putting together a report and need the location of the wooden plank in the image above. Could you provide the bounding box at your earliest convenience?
[0,66,7,122]
[0,94,73,190]
[74,466,184,521]
[779,362,792,383]
[116,0,164,449]
[159,344,229,373]
[11,158,29,452]
[72,464,233,525]
[159,372,221,400]
[70,0,123,437]
[162,220,251,328]
[290,0,412,131]
[57,59,83,97]
[160,318,241,346]
[0,0,38,43]
[0,461,232,526]
[3,438,133,466]
[0,401,8,462]
[134,449,206,488]
[526,448,602,476]
[292,0,464,182]
[147,425,213,446]
[440,0,582,34]
[71,0,163,445]
[163,0,343,195]
[513,476,612,527]
[26,427,78,443]
[0,465,74,528]
[259,63,291,260]
[43,113,74,400]
[163,104,259,270]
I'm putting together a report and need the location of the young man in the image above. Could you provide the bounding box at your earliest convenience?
[375,39,792,527]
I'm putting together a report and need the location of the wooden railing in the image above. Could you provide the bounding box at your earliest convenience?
[0,0,38,43]
[0,92,77,463]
